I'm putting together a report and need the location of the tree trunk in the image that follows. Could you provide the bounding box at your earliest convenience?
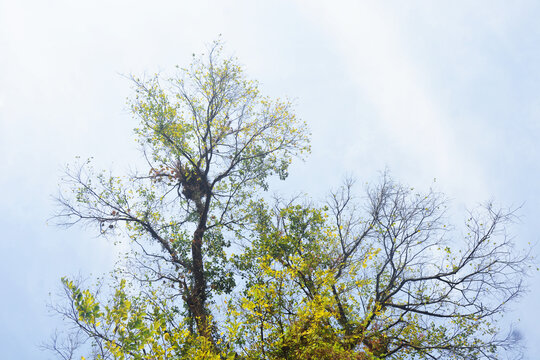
[191,226,210,339]
[188,193,213,344]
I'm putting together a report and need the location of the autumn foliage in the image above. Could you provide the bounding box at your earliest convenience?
[50,41,529,360]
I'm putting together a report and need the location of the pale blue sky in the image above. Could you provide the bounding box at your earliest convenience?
[1,1,539,358]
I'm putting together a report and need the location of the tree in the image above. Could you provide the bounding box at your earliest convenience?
[51,42,530,360]
[229,177,528,359]
[55,40,309,347]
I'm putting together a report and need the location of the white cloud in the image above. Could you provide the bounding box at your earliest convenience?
[297,0,490,200]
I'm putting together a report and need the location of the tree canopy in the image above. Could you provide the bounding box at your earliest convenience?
[50,41,530,360]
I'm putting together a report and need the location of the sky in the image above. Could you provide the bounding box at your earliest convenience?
[1,0,540,358]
